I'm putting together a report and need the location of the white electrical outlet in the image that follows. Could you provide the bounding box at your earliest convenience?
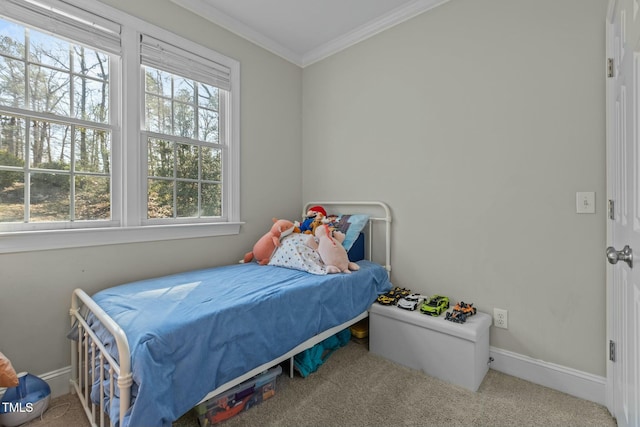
[494,308,508,329]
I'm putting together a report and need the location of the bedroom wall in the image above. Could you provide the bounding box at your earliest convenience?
[302,0,607,376]
[0,0,303,377]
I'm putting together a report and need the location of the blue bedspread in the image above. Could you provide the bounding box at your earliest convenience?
[87,261,391,427]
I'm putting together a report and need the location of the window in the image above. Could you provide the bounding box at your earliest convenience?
[0,18,114,227]
[144,69,223,220]
[0,0,240,252]
[140,35,231,223]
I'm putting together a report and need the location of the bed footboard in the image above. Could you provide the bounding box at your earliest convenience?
[70,289,132,427]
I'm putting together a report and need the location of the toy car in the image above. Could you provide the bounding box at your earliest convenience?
[452,301,476,316]
[376,287,411,306]
[445,311,467,323]
[420,295,449,316]
[397,294,423,310]
[444,301,477,323]
[376,294,397,305]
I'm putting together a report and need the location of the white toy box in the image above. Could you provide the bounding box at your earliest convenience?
[369,303,491,391]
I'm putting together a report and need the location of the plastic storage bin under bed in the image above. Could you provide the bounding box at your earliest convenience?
[194,365,282,426]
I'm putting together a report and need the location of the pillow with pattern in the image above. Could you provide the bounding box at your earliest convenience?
[269,234,327,275]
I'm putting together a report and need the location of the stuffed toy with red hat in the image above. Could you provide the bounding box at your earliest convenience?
[300,205,327,234]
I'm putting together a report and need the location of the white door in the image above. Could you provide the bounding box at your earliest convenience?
[606,1,640,426]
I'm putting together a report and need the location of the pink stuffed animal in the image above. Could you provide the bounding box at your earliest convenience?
[307,224,360,274]
[244,218,296,265]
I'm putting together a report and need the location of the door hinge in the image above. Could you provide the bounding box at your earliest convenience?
[610,340,616,362]
[609,199,615,220]
[608,58,615,78]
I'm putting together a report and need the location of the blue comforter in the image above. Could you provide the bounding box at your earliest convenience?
[87,261,391,427]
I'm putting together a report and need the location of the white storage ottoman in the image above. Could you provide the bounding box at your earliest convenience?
[369,303,491,391]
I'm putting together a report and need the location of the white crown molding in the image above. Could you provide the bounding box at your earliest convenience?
[302,0,451,67]
[171,0,452,68]
[170,0,304,66]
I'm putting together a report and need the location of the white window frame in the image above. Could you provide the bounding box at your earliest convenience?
[0,0,241,254]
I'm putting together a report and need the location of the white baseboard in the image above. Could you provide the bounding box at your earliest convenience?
[38,366,72,399]
[489,346,606,406]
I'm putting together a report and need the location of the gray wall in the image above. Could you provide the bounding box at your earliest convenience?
[0,0,303,375]
[302,0,607,375]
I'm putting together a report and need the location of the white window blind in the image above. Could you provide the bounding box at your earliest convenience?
[140,34,231,91]
[0,0,121,54]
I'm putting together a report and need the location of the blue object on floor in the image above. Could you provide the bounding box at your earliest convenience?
[294,328,351,378]
[0,372,51,427]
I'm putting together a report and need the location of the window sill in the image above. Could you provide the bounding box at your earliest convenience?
[0,222,244,254]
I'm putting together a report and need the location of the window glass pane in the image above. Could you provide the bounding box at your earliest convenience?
[176,181,197,218]
[0,56,25,108]
[29,29,70,71]
[201,182,221,217]
[148,178,173,218]
[0,114,26,162]
[75,175,110,220]
[148,138,174,178]
[73,76,109,123]
[0,19,25,59]
[74,47,109,80]
[30,172,70,222]
[176,143,198,180]
[29,64,70,116]
[198,108,218,143]
[173,101,194,138]
[174,77,194,103]
[201,147,221,181]
[75,127,110,173]
[145,94,171,133]
[198,83,218,110]
[144,67,172,98]
[30,120,71,170]
[0,171,24,222]
[0,57,25,108]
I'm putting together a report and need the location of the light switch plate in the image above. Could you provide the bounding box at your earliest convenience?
[576,192,595,214]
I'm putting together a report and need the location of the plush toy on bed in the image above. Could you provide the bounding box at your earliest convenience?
[300,205,327,234]
[307,224,360,274]
[243,218,297,265]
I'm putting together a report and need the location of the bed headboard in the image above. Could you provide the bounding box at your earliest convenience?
[303,201,391,274]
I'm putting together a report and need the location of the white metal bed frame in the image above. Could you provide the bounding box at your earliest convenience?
[69,201,391,427]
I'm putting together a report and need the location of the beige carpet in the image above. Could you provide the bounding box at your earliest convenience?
[23,341,617,427]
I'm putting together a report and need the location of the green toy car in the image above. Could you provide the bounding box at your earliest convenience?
[420,295,450,316]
